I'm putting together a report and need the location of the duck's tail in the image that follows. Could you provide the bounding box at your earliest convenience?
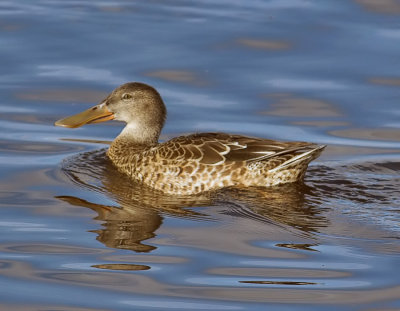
[268,145,326,173]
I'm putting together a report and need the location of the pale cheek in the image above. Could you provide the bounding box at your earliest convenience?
[113,112,123,122]
[114,111,131,123]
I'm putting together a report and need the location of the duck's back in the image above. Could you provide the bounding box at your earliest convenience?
[109,132,325,195]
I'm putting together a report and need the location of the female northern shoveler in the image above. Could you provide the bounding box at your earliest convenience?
[55,82,325,195]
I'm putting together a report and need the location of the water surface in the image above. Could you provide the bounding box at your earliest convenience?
[0,1,400,310]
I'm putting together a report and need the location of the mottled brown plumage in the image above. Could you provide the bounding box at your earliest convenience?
[55,82,325,195]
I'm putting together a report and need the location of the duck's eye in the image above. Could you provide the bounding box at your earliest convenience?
[122,93,132,100]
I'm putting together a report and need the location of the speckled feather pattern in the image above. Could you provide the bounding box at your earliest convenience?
[107,132,325,195]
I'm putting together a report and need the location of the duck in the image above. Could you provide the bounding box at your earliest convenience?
[55,82,325,195]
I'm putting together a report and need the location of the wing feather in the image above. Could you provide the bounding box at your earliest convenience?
[154,132,321,166]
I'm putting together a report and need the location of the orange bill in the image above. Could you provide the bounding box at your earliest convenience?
[55,104,114,128]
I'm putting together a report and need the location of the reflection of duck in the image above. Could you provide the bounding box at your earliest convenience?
[221,184,328,234]
[55,82,325,195]
[56,150,328,253]
[57,195,161,253]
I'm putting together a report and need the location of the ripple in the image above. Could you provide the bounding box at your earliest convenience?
[292,120,349,127]
[92,264,150,271]
[208,267,349,278]
[369,77,400,86]
[1,243,106,255]
[0,139,80,154]
[16,88,108,103]
[261,94,342,117]
[0,304,108,311]
[330,128,400,142]
[41,272,135,286]
[307,160,400,233]
[265,78,346,90]
[236,38,291,50]
[144,70,207,86]
[121,299,242,310]
[0,221,66,233]
[0,191,54,206]
[239,280,319,286]
[185,276,368,289]
[354,0,400,14]
[36,65,125,85]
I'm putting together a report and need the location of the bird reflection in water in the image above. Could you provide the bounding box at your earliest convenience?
[56,148,328,254]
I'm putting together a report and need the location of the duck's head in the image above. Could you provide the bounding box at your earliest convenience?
[55,82,167,143]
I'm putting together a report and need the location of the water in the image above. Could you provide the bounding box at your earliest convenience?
[1,0,400,310]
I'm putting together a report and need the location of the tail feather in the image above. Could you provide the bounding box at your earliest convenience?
[268,145,326,173]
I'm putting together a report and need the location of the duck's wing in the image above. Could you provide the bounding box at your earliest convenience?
[155,132,325,166]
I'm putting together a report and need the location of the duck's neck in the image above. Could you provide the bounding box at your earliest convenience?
[107,123,160,161]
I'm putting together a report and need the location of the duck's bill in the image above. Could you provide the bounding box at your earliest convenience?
[55,104,114,128]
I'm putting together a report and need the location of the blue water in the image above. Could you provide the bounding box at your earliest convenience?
[0,1,400,310]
